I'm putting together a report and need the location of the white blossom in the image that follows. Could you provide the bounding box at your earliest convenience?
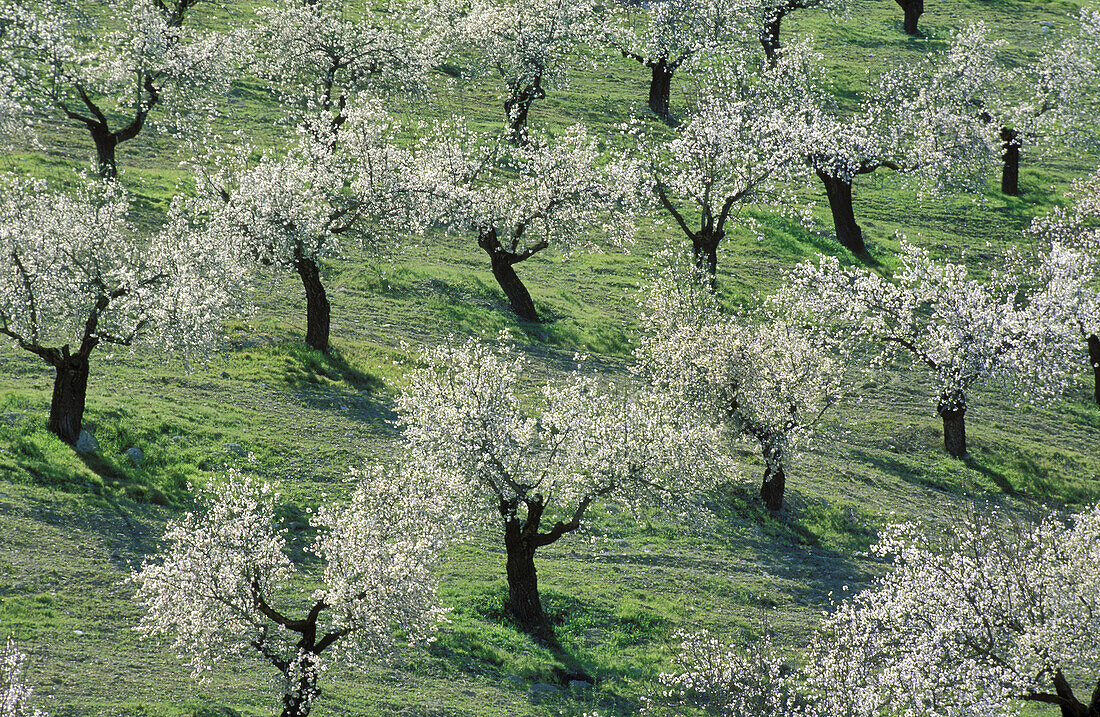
[132,469,452,717]
[0,638,46,717]
[807,505,1100,717]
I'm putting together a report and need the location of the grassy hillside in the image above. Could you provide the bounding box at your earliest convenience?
[2,0,1099,714]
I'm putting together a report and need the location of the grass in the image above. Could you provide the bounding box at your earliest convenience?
[2,0,1100,714]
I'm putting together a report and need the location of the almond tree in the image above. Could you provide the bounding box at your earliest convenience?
[413,122,633,322]
[807,505,1100,717]
[779,242,1066,458]
[1026,168,1100,405]
[641,266,842,511]
[640,49,811,287]
[800,27,1000,253]
[753,0,847,62]
[133,470,452,717]
[397,336,710,640]
[968,10,1100,196]
[0,638,46,717]
[458,0,594,142]
[606,0,748,121]
[0,0,240,178]
[194,101,415,353]
[0,174,244,444]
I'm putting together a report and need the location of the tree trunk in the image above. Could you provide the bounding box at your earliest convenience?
[760,7,786,62]
[295,256,330,353]
[279,654,320,717]
[1001,126,1020,196]
[938,396,967,458]
[91,126,118,180]
[691,234,720,291]
[489,254,539,322]
[648,61,673,122]
[896,0,923,35]
[505,96,533,144]
[760,461,785,512]
[1089,334,1100,406]
[818,171,865,253]
[504,523,552,641]
[48,353,91,445]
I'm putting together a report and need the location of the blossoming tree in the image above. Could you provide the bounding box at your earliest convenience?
[641,267,842,511]
[132,470,452,717]
[800,27,1001,253]
[779,242,1066,458]
[606,0,748,121]
[458,0,594,142]
[194,101,414,352]
[397,336,709,640]
[1026,167,1100,405]
[412,122,633,322]
[0,174,244,444]
[807,504,1100,717]
[0,0,239,178]
[640,49,811,286]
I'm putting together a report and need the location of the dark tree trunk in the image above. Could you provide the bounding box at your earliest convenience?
[938,395,967,458]
[760,7,787,62]
[1088,334,1100,406]
[504,73,545,144]
[295,256,331,353]
[760,461,785,512]
[817,171,865,253]
[1001,126,1020,196]
[490,255,539,322]
[48,353,91,445]
[691,233,721,291]
[504,521,553,641]
[278,653,320,717]
[91,127,119,180]
[648,61,674,122]
[896,0,923,35]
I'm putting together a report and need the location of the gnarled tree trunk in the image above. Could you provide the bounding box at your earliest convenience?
[691,233,721,291]
[1088,334,1100,406]
[649,61,674,122]
[938,393,967,458]
[760,7,787,62]
[48,352,91,445]
[760,461,786,512]
[817,171,865,253]
[490,256,539,322]
[91,127,119,180]
[504,72,546,144]
[896,0,923,35]
[295,256,331,353]
[504,523,551,640]
[1001,126,1021,196]
[280,653,320,717]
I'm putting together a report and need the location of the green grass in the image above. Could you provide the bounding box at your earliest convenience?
[3,0,1100,714]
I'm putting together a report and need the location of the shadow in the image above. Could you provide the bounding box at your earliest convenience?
[964,455,1016,495]
[854,247,883,269]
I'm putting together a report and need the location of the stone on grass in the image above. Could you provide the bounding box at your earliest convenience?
[1,412,21,426]
[124,447,144,467]
[225,443,248,458]
[75,430,98,454]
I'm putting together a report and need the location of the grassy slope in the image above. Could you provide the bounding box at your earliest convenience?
[2,0,1100,714]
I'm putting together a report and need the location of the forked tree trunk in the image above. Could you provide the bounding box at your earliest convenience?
[896,0,923,35]
[649,61,674,122]
[295,256,331,353]
[691,233,721,291]
[1088,334,1100,406]
[280,656,320,717]
[91,128,119,180]
[938,395,967,458]
[1001,126,1021,196]
[504,521,553,642]
[48,353,91,445]
[479,230,542,322]
[760,7,787,62]
[817,171,865,253]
